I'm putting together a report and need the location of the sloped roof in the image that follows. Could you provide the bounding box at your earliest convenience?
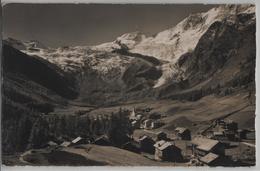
[154,140,166,148]
[95,135,109,141]
[213,131,224,136]
[192,137,220,151]
[136,115,142,120]
[159,142,174,150]
[47,141,57,146]
[199,152,219,164]
[72,136,83,143]
[154,140,175,151]
[175,127,188,134]
[60,141,71,147]
[139,135,149,141]
[132,120,137,124]
[144,119,152,123]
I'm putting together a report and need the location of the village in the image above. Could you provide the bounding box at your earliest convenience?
[32,106,255,167]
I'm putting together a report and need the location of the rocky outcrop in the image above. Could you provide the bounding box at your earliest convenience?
[158,10,256,100]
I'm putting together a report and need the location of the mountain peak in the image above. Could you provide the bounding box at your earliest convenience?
[4,37,47,50]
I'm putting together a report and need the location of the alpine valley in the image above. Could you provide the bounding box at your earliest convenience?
[2,4,256,166]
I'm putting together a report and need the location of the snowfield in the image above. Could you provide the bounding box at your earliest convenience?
[11,4,255,88]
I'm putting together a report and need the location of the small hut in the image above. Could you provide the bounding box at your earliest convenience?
[60,141,71,147]
[212,131,226,140]
[71,137,88,145]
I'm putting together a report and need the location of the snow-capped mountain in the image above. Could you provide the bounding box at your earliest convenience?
[95,5,255,61]
[93,4,255,87]
[4,4,255,91]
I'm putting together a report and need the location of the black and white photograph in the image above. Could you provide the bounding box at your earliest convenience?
[1,2,256,167]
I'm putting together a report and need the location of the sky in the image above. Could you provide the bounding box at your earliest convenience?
[2,3,216,47]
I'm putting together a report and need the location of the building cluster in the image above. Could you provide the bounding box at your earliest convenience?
[126,130,185,162]
[124,127,227,165]
[206,119,255,141]
[126,129,227,166]
[191,137,226,166]
[127,108,255,166]
[187,119,254,166]
[44,135,112,149]
[42,108,254,166]
[129,108,164,130]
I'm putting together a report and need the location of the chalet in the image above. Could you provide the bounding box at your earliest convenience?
[154,140,183,162]
[175,127,191,140]
[139,135,155,153]
[212,131,226,140]
[60,141,71,147]
[192,137,225,157]
[143,119,153,129]
[199,152,223,166]
[155,131,167,141]
[94,135,111,146]
[71,137,88,145]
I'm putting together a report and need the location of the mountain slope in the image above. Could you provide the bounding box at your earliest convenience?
[3,43,78,99]
[158,10,256,100]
